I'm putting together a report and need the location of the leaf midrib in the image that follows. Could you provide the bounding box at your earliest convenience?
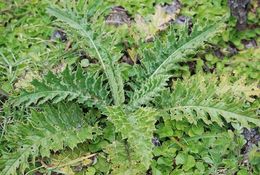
[167,105,260,124]
[1,126,90,175]
[151,24,217,77]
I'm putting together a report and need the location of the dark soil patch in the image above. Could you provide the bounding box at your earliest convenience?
[0,89,8,104]
[242,127,260,154]
[228,0,251,30]
[51,29,67,42]
[105,6,131,26]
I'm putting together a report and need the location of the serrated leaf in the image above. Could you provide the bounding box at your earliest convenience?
[11,67,109,107]
[151,19,227,76]
[47,7,125,105]
[138,17,228,77]
[105,107,158,174]
[218,75,260,102]
[129,75,170,108]
[156,74,260,128]
[0,103,93,175]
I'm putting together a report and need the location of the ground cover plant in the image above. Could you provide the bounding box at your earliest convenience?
[0,0,260,175]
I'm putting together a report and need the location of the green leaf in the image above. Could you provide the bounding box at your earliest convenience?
[0,103,93,175]
[237,169,249,175]
[93,156,110,173]
[105,141,140,175]
[139,16,228,77]
[196,162,205,172]
[156,74,260,128]
[11,67,109,107]
[152,166,163,175]
[157,119,174,138]
[175,153,196,171]
[105,107,158,174]
[157,157,172,167]
[86,167,96,175]
[129,75,170,108]
[131,17,228,108]
[47,7,125,105]
[183,155,196,171]
[175,153,186,165]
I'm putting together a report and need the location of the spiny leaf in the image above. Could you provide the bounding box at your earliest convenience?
[11,67,109,107]
[156,74,260,127]
[105,141,141,175]
[130,17,228,108]
[105,107,158,174]
[129,75,170,108]
[218,75,260,102]
[138,16,228,77]
[47,7,125,105]
[48,153,95,173]
[0,103,93,175]
[151,19,227,76]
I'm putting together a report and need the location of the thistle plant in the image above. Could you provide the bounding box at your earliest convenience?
[0,4,259,175]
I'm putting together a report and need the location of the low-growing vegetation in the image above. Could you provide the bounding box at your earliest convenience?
[0,0,259,174]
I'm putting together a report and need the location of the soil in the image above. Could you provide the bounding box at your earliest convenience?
[242,128,260,154]
[51,29,67,42]
[105,6,131,26]
[0,89,8,104]
[228,0,251,30]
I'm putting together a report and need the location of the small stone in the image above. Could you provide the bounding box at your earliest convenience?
[163,0,181,15]
[121,55,134,65]
[242,39,257,49]
[213,49,224,59]
[81,59,90,67]
[152,137,161,146]
[175,16,190,25]
[227,44,238,56]
[51,29,67,42]
[106,6,130,26]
